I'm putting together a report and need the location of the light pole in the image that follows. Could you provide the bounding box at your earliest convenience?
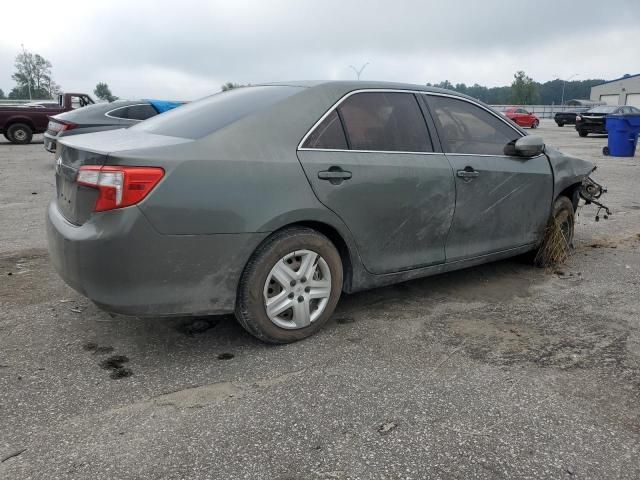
[349,62,369,80]
[559,73,579,106]
[21,43,32,101]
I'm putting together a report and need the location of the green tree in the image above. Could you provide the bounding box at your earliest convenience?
[510,71,538,104]
[94,82,118,102]
[11,49,59,99]
[0,88,5,99]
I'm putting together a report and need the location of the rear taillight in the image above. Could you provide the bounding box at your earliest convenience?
[576,115,582,121]
[48,119,78,133]
[77,166,164,212]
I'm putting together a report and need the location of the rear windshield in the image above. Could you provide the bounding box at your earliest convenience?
[588,106,617,113]
[131,86,303,139]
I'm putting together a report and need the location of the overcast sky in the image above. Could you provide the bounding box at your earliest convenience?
[1,0,638,100]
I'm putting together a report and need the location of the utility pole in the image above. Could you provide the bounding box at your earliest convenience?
[349,62,370,80]
[21,44,32,101]
[560,73,579,106]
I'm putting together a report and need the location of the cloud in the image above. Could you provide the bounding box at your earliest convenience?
[1,0,638,99]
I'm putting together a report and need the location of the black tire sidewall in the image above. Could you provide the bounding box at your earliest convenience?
[236,228,343,343]
[8,124,33,144]
[553,196,575,246]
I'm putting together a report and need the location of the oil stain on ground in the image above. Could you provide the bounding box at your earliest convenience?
[99,355,133,379]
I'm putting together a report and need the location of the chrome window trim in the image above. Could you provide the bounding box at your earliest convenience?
[104,103,152,121]
[297,88,436,153]
[420,91,525,139]
[297,88,526,156]
[297,147,443,156]
[445,152,545,159]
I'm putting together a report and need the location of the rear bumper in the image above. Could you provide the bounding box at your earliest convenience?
[43,132,57,153]
[576,123,606,134]
[46,201,268,317]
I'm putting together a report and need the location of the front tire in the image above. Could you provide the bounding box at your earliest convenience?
[235,227,343,343]
[531,120,539,129]
[7,123,33,144]
[557,121,565,127]
[533,196,575,267]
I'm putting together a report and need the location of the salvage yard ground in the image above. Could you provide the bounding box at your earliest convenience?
[1,121,639,479]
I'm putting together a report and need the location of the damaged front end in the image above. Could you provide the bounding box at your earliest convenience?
[580,167,611,221]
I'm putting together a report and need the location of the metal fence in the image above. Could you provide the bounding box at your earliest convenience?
[490,104,587,119]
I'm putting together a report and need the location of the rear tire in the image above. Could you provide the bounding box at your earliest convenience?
[578,129,588,137]
[235,227,343,344]
[557,121,565,127]
[7,123,33,144]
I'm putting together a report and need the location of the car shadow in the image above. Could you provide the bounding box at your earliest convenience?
[90,258,547,356]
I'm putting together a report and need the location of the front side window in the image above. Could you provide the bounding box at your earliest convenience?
[337,92,433,152]
[426,95,521,155]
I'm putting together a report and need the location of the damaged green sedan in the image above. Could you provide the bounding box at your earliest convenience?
[47,81,605,343]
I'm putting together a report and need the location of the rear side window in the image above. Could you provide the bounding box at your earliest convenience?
[337,92,432,152]
[426,95,521,155]
[108,104,158,121]
[302,110,348,149]
[133,86,303,139]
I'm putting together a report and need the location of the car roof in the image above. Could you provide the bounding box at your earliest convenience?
[259,79,460,94]
[255,80,494,110]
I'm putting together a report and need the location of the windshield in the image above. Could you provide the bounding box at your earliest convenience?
[588,106,618,113]
[132,86,303,139]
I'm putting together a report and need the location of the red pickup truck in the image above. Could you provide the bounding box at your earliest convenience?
[0,93,94,144]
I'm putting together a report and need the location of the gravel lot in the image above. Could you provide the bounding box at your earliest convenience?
[1,122,639,479]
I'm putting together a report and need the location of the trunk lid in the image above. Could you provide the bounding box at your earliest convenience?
[55,129,190,225]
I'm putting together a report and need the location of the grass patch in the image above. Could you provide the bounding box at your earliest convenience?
[535,217,570,267]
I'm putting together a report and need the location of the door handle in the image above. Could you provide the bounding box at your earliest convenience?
[318,167,352,185]
[456,168,479,180]
[318,170,352,180]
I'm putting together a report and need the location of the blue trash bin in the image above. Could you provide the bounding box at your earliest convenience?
[605,113,640,157]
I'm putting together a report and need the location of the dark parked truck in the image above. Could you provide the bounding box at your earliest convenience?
[0,93,94,144]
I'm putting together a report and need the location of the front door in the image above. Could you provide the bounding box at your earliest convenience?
[424,94,553,262]
[297,91,455,274]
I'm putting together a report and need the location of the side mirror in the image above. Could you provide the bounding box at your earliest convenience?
[504,136,545,157]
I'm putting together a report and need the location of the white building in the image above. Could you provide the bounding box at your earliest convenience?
[590,74,640,106]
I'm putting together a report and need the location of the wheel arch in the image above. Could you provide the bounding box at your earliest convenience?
[247,216,361,293]
[557,182,582,211]
[5,117,36,131]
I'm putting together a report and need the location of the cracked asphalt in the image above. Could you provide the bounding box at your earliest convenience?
[1,121,639,479]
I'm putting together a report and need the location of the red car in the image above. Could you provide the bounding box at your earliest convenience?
[504,107,539,129]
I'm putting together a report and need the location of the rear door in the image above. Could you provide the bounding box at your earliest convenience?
[297,90,455,274]
[424,94,553,261]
